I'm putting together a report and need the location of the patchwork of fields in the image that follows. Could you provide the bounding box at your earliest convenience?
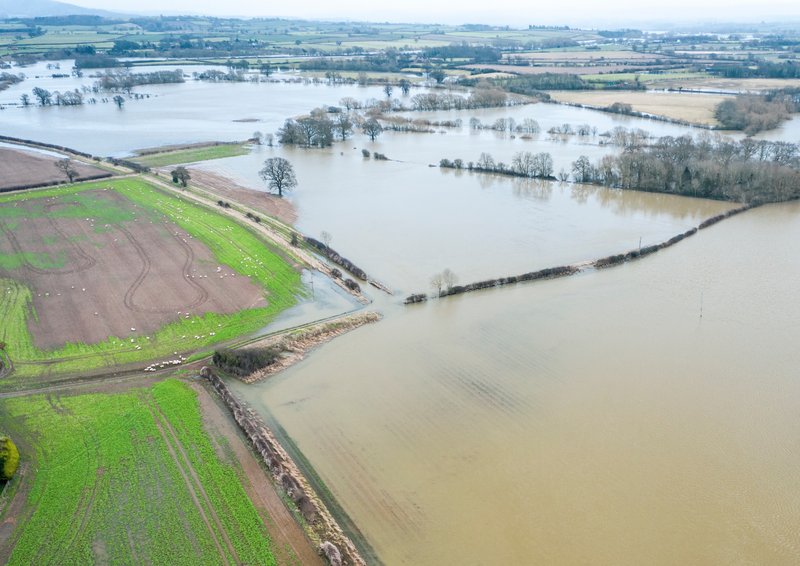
[0,177,301,381]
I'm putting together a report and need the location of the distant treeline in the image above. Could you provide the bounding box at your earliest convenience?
[709,60,800,79]
[95,70,184,92]
[423,45,501,63]
[573,135,800,204]
[74,54,121,69]
[299,51,411,73]
[409,88,527,110]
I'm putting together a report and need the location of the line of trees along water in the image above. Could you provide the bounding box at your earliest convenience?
[572,135,800,204]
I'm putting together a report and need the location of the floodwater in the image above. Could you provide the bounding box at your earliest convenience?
[234,202,800,565]
[199,142,733,293]
[4,69,799,564]
[0,61,396,155]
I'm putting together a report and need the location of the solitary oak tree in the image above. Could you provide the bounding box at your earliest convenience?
[259,157,297,197]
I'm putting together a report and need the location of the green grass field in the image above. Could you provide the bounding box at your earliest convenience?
[133,144,250,168]
[0,177,301,381]
[0,379,277,565]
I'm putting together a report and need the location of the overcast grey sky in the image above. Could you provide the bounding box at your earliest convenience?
[67,0,800,26]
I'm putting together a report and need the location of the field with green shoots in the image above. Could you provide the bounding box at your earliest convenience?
[0,379,278,565]
[133,144,250,168]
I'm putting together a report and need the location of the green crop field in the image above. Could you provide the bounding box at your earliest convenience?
[133,144,250,168]
[0,379,277,565]
[0,177,301,382]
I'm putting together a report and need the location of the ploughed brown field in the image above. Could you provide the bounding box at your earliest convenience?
[0,189,266,349]
[0,147,111,191]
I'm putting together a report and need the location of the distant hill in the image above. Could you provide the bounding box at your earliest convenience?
[0,0,121,19]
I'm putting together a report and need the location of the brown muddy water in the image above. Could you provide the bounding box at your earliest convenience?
[199,141,734,293]
[232,202,800,565]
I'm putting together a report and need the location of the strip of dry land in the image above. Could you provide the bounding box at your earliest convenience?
[547,90,734,126]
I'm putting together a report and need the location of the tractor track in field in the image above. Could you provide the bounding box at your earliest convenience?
[0,221,95,276]
[147,400,240,566]
[117,225,209,315]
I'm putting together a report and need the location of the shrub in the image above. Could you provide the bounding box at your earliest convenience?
[0,436,19,481]
[212,347,283,377]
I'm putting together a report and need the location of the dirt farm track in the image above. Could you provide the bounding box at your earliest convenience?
[0,188,266,349]
[0,147,110,191]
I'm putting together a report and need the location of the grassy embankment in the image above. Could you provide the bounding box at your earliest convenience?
[0,177,301,380]
[132,144,250,168]
[0,379,278,565]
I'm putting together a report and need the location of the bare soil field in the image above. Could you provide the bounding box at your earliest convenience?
[0,148,110,191]
[548,90,734,126]
[0,189,266,349]
[183,168,298,225]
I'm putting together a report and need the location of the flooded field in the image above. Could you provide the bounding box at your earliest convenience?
[3,67,799,564]
[0,62,395,155]
[199,141,733,292]
[234,202,800,565]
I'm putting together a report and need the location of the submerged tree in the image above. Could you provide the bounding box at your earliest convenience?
[112,95,125,109]
[259,157,297,197]
[32,86,52,106]
[362,119,383,141]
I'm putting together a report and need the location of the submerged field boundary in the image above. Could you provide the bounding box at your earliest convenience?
[202,368,369,566]
[405,204,756,304]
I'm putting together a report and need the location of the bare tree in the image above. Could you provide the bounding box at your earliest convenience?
[32,87,52,106]
[335,113,353,141]
[320,230,332,249]
[113,95,125,109]
[252,130,263,144]
[259,157,297,197]
[383,84,393,98]
[19,94,30,107]
[55,159,78,183]
[430,273,444,297]
[398,79,411,96]
[442,268,458,291]
[339,97,360,111]
[362,119,383,141]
